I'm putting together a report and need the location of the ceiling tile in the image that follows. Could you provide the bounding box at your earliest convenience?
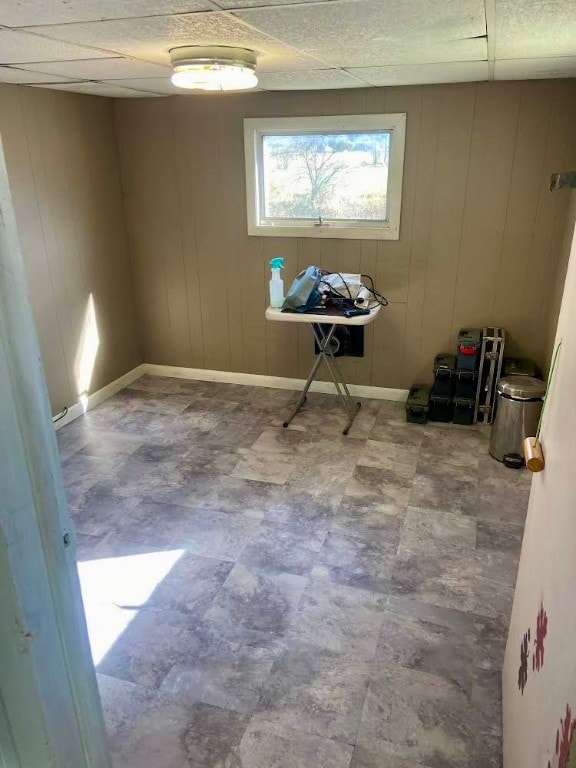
[0,65,72,83]
[495,0,576,59]
[495,57,576,81]
[34,81,166,97]
[258,68,365,90]
[101,76,263,94]
[25,12,328,72]
[17,57,171,80]
[104,77,182,94]
[0,27,113,63]
[234,0,487,68]
[213,0,339,7]
[353,61,489,87]
[0,1,219,27]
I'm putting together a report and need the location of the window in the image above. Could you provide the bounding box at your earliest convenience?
[244,113,406,240]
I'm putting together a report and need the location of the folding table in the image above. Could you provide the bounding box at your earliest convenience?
[265,305,381,435]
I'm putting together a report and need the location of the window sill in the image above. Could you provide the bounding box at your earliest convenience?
[247,223,400,241]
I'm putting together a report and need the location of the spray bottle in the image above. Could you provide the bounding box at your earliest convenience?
[269,256,284,308]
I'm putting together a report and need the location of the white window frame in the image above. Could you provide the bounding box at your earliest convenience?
[244,113,406,241]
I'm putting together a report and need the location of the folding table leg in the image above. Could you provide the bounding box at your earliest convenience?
[282,323,361,435]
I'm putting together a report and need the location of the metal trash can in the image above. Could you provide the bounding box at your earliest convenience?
[489,375,546,462]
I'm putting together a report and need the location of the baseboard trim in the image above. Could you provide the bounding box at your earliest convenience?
[53,362,408,432]
[144,363,409,402]
[53,364,147,431]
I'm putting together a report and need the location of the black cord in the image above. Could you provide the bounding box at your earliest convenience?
[52,406,68,424]
[318,269,389,309]
[361,274,389,307]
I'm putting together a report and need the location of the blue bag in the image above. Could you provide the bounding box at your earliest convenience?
[282,266,323,312]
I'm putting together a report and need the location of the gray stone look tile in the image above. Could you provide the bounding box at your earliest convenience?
[113,702,250,768]
[286,579,385,659]
[56,375,522,768]
[345,465,412,509]
[392,507,476,612]
[91,500,261,560]
[357,439,419,479]
[256,642,371,743]
[331,494,406,537]
[476,479,530,524]
[475,519,523,587]
[376,597,475,693]
[312,527,398,593]
[409,474,478,515]
[357,665,470,768]
[96,610,198,689]
[71,486,143,537]
[350,743,430,768]
[203,562,307,635]
[239,520,325,575]
[97,674,158,746]
[159,636,282,715]
[239,719,354,768]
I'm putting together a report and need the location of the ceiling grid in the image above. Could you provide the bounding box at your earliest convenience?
[0,0,573,97]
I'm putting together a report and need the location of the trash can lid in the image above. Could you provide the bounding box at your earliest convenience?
[497,375,546,400]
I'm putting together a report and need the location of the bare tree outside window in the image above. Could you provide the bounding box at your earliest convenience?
[262,131,390,221]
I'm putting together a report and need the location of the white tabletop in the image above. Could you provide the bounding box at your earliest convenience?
[265,304,381,326]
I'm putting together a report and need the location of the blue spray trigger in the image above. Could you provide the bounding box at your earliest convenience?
[270,257,284,270]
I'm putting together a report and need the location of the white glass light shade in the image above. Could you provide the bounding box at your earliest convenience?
[170,46,258,91]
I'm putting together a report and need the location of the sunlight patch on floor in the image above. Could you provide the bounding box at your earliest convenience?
[77,549,185,665]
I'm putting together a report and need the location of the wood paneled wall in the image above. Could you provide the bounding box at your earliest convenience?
[0,83,142,414]
[115,80,576,389]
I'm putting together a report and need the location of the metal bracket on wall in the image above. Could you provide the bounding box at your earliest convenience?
[550,172,576,191]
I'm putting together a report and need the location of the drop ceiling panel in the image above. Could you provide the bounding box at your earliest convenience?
[18,57,171,80]
[353,60,489,86]
[495,0,576,59]
[0,27,113,63]
[495,57,576,81]
[235,0,487,68]
[258,68,364,90]
[0,1,219,27]
[102,77,181,95]
[25,12,328,72]
[103,76,263,94]
[34,81,165,97]
[0,65,72,83]
[214,0,340,7]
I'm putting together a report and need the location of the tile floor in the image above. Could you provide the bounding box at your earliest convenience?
[57,375,531,768]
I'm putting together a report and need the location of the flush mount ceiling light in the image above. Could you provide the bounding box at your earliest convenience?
[169,45,258,91]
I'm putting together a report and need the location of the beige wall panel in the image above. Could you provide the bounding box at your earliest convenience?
[0,85,72,411]
[491,82,555,358]
[452,82,521,331]
[403,86,436,385]
[261,237,298,378]
[115,80,576,389]
[215,96,249,373]
[375,86,419,308]
[0,84,140,414]
[176,97,234,372]
[421,84,476,360]
[531,81,576,365]
[372,302,408,388]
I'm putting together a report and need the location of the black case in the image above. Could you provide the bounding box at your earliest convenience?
[432,354,456,397]
[429,395,453,423]
[457,329,482,371]
[453,397,475,425]
[455,370,478,399]
[405,385,431,424]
